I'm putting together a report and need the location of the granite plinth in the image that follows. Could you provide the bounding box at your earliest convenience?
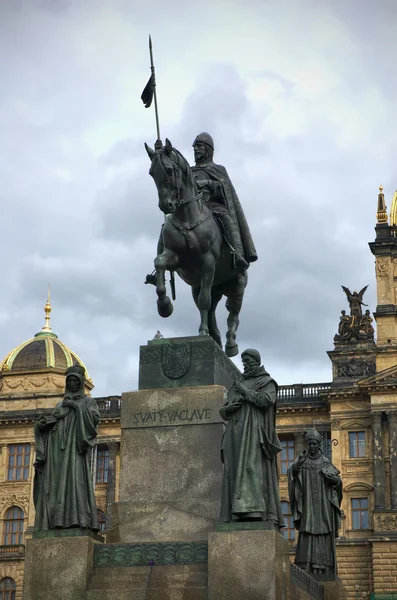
[208,529,290,600]
[23,535,97,600]
[138,335,241,390]
[323,579,347,600]
[32,527,104,542]
[107,385,225,543]
[215,520,279,531]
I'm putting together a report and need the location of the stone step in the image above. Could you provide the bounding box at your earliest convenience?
[145,590,208,600]
[87,564,208,596]
[90,566,150,578]
[88,566,150,590]
[88,579,148,591]
[150,565,207,575]
[90,564,207,581]
[89,576,207,590]
[87,589,208,600]
[86,591,146,600]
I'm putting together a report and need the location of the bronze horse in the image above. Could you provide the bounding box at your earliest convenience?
[145,138,247,357]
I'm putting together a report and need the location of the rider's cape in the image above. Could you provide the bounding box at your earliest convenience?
[192,162,258,263]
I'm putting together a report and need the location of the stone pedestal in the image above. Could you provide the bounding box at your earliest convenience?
[23,534,97,600]
[107,384,226,543]
[322,579,347,600]
[208,529,289,600]
[138,335,241,390]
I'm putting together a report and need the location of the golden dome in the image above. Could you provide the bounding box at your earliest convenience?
[0,289,90,380]
[390,190,397,226]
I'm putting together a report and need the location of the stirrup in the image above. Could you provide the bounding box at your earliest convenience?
[145,272,157,286]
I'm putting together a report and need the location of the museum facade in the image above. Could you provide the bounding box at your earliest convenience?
[1,187,397,599]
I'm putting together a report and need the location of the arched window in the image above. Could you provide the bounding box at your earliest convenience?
[3,507,24,545]
[0,577,16,600]
[281,501,295,541]
[97,509,106,533]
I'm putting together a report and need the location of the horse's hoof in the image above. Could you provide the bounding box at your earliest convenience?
[199,330,209,336]
[225,344,239,357]
[157,297,173,318]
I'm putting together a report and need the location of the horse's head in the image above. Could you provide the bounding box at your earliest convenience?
[145,138,196,214]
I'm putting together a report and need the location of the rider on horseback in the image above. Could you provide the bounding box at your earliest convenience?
[191,132,257,271]
[145,132,257,285]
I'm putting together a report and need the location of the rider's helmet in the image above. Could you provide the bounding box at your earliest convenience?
[193,132,214,161]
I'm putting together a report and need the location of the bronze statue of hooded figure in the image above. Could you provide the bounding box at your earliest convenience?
[219,348,284,527]
[33,365,100,531]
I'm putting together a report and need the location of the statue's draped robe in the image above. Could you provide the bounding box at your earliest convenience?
[192,162,258,263]
[220,367,284,525]
[288,455,342,575]
[33,393,100,531]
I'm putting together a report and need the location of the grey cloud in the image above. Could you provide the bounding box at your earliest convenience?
[0,1,395,395]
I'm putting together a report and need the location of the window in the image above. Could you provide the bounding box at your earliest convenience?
[351,498,369,530]
[280,439,295,475]
[0,578,16,600]
[281,501,295,540]
[97,509,106,533]
[7,444,30,481]
[349,432,366,458]
[3,507,24,545]
[96,448,109,483]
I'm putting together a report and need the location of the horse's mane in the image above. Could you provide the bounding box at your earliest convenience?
[171,147,196,190]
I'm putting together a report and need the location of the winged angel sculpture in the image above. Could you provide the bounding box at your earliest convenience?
[334,285,374,344]
[341,286,368,320]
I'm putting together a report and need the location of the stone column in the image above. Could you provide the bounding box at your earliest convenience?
[371,412,386,509]
[387,411,397,509]
[105,441,119,529]
[294,432,305,456]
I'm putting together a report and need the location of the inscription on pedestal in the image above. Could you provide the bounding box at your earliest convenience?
[132,407,211,426]
[122,385,225,429]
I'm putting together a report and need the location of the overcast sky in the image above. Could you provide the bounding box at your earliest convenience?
[1,0,396,396]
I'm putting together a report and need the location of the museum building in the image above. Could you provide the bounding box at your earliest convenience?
[1,187,397,599]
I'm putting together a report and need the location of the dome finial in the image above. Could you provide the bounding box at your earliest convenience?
[41,284,52,333]
[377,184,388,224]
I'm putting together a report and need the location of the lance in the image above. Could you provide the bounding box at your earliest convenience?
[141,36,176,300]
[149,35,161,147]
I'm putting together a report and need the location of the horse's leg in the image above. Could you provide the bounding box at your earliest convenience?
[154,250,178,318]
[192,285,222,346]
[191,286,200,314]
[197,252,216,336]
[225,272,248,357]
[209,289,223,347]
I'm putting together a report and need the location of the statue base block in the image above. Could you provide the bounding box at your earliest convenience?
[215,520,279,531]
[107,384,225,543]
[208,529,290,600]
[32,527,104,542]
[23,534,99,600]
[323,579,347,600]
[138,335,241,391]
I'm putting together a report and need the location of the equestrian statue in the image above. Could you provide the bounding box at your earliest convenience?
[144,134,257,357]
[141,39,257,357]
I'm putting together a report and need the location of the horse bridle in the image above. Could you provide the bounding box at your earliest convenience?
[153,150,201,207]
[154,151,183,204]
